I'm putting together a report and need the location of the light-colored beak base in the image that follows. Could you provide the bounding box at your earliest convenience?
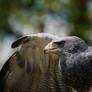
[44,48,59,54]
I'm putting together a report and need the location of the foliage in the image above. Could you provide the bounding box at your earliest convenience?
[0,0,92,43]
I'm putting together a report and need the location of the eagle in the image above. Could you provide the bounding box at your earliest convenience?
[0,33,72,92]
[44,36,92,92]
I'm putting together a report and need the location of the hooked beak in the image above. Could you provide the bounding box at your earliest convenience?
[44,48,57,54]
[44,44,59,54]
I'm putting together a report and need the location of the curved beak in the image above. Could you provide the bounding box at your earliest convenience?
[44,48,57,54]
[44,44,58,54]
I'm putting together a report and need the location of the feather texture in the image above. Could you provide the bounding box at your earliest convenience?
[0,33,72,92]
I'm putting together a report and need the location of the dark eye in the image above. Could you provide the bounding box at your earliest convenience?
[54,40,65,46]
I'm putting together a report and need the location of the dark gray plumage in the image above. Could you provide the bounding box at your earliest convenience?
[44,36,92,92]
[0,33,72,92]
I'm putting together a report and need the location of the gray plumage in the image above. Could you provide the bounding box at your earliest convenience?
[0,33,72,92]
[44,36,92,92]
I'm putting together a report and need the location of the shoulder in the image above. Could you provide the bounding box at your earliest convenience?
[68,50,92,65]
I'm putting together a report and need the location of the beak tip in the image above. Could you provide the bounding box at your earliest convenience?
[43,49,47,54]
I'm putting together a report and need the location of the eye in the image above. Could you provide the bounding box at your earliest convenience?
[54,40,65,46]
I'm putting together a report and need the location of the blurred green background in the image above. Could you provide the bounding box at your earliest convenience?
[0,0,92,69]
